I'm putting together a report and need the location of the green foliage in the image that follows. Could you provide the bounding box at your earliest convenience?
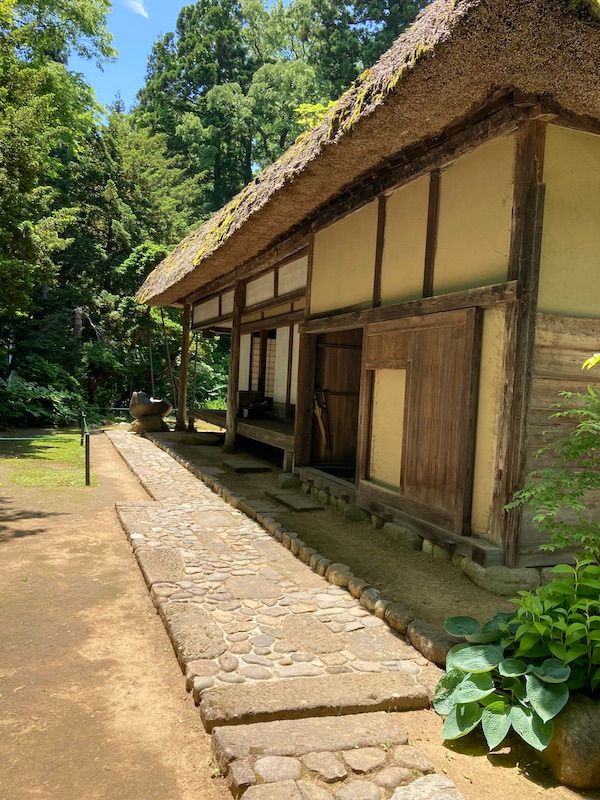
[1,0,425,426]
[0,375,80,427]
[507,386,600,561]
[435,561,600,751]
[565,0,600,23]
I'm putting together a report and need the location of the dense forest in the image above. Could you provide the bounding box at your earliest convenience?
[0,0,425,426]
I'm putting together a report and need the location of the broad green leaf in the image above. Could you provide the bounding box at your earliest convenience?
[466,619,505,644]
[444,617,481,638]
[516,633,540,653]
[525,674,569,722]
[442,702,483,741]
[454,672,496,703]
[510,706,554,751]
[446,644,503,674]
[482,701,512,750]
[548,641,569,661]
[551,564,576,575]
[531,659,570,684]
[499,658,527,677]
[592,668,600,691]
[445,643,472,672]
[433,669,463,715]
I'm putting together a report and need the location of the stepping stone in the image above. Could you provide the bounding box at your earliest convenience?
[212,712,409,767]
[199,672,430,730]
[265,489,324,511]
[222,455,272,473]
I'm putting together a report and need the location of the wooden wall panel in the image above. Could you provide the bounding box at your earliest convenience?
[361,308,481,533]
[520,313,600,563]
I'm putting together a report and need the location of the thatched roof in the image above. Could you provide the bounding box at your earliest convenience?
[138,0,600,306]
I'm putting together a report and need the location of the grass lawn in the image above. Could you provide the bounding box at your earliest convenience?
[0,431,93,487]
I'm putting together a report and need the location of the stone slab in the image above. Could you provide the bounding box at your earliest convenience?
[136,545,183,585]
[265,489,324,511]
[212,712,409,766]
[161,604,227,663]
[391,775,463,799]
[222,455,272,473]
[200,672,429,729]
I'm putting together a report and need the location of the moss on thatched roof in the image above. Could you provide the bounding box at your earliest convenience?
[138,0,600,306]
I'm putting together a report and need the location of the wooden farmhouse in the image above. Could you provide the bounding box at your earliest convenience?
[138,0,600,569]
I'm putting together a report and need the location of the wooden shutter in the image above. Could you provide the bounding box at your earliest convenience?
[358,308,481,534]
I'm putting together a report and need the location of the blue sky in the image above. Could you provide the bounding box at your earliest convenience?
[70,0,188,110]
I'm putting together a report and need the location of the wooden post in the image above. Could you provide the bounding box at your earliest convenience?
[492,120,547,566]
[175,303,191,431]
[224,281,245,451]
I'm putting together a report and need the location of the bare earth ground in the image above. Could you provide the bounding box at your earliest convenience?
[0,431,228,800]
[151,427,599,800]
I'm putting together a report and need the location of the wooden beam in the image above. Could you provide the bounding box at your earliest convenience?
[492,120,547,566]
[301,281,518,335]
[224,281,245,451]
[175,303,191,431]
[240,309,305,335]
[373,195,387,308]
[423,169,441,298]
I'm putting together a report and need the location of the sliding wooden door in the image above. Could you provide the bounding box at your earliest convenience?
[358,308,482,534]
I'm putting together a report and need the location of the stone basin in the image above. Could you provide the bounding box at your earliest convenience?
[129,391,172,419]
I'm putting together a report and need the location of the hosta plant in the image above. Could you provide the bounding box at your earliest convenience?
[435,615,570,751]
[435,561,600,752]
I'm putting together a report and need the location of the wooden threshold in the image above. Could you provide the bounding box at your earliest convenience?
[189,408,294,453]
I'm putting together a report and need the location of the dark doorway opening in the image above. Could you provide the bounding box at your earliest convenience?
[311,328,363,481]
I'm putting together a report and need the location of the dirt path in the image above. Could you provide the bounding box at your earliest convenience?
[0,432,228,800]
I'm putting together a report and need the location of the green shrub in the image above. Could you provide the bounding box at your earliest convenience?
[435,561,600,752]
[0,375,81,427]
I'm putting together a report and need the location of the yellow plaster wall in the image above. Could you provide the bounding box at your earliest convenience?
[238,334,251,392]
[538,125,600,317]
[434,134,515,295]
[471,306,506,537]
[380,175,429,305]
[274,327,290,404]
[369,369,406,490]
[290,325,300,405]
[310,201,378,314]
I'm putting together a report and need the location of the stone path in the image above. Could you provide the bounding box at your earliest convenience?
[107,430,462,800]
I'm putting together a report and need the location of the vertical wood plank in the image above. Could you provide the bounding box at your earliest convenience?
[492,120,547,565]
[423,169,441,298]
[224,281,245,451]
[175,303,191,431]
[373,195,387,308]
[294,332,316,466]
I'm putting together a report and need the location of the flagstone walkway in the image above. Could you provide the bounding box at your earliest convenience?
[106,430,462,800]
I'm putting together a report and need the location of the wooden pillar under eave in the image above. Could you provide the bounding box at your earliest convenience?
[224,281,244,451]
[175,303,191,431]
